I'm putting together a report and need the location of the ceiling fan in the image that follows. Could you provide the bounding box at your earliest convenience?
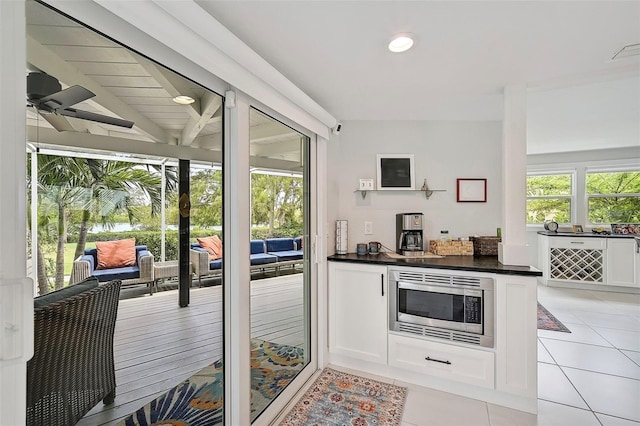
[27,71,134,131]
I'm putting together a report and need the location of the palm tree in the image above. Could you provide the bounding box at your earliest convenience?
[71,160,177,259]
[34,155,88,291]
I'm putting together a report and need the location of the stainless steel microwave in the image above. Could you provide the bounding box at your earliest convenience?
[389,268,494,348]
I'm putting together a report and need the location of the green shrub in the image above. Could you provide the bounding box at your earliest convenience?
[251,226,303,240]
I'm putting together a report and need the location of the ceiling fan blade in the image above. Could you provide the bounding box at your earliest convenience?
[38,85,95,111]
[40,112,76,132]
[59,108,135,129]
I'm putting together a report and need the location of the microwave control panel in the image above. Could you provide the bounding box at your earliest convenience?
[464,296,482,324]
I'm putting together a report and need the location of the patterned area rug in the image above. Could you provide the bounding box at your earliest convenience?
[281,368,407,426]
[119,339,305,425]
[538,302,571,333]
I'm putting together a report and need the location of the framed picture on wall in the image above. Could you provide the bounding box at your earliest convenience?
[457,178,487,202]
[376,154,415,190]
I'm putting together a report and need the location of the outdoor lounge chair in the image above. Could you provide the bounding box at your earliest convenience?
[70,244,154,292]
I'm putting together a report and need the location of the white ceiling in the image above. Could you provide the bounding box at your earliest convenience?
[198,1,640,153]
[27,0,640,156]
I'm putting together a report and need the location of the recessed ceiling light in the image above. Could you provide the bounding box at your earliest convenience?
[173,95,195,105]
[388,33,415,53]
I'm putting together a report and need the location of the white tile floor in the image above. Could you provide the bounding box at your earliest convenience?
[335,284,640,426]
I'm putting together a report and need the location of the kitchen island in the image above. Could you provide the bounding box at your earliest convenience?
[327,253,541,414]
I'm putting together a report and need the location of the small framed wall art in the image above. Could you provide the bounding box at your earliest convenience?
[457,178,487,202]
[376,154,415,190]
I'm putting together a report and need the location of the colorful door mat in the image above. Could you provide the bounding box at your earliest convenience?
[537,302,571,333]
[119,339,305,425]
[281,368,407,426]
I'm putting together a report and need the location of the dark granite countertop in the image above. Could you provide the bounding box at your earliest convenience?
[537,231,639,239]
[328,253,542,277]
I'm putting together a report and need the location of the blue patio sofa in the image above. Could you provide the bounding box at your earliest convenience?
[190,237,304,284]
[70,245,154,292]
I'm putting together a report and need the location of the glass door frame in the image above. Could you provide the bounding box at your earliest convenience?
[224,90,319,426]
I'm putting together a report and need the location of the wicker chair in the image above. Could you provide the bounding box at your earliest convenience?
[27,279,121,426]
[70,245,154,291]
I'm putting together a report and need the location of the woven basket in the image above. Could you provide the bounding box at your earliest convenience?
[470,236,501,256]
[429,240,474,256]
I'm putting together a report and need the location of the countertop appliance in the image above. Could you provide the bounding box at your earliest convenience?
[388,268,494,348]
[397,213,424,256]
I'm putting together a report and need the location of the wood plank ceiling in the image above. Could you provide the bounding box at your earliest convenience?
[25,0,304,171]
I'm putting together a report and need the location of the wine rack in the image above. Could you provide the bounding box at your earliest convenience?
[549,247,604,283]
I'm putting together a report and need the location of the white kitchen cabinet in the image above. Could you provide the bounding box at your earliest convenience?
[327,260,539,413]
[607,238,640,288]
[494,274,538,400]
[328,262,388,364]
[539,233,640,289]
[388,333,495,389]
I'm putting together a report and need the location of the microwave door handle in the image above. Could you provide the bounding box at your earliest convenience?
[381,273,384,296]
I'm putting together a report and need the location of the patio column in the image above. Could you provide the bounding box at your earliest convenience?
[178,159,190,307]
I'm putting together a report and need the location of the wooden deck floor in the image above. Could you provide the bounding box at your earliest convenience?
[78,274,304,425]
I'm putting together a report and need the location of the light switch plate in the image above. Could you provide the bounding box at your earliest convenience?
[359,179,374,190]
[364,221,373,235]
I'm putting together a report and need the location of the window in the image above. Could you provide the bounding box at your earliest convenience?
[526,173,574,224]
[586,170,640,224]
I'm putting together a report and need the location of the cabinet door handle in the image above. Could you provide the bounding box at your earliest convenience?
[425,356,451,365]
[570,241,585,244]
[381,273,384,296]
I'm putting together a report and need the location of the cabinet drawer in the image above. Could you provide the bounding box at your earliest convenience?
[549,237,606,250]
[388,333,495,389]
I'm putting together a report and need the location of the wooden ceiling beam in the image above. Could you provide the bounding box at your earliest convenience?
[250,139,302,158]
[27,124,221,163]
[180,92,222,146]
[27,124,300,171]
[249,121,299,143]
[132,52,201,120]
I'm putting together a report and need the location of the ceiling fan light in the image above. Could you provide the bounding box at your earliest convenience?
[173,95,195,105]
[388,34,414,53]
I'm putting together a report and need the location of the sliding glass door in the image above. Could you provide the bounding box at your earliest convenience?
[248,107,313,422]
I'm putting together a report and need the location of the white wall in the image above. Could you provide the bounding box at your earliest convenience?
[527,76,640,155]
[327,120,503,254]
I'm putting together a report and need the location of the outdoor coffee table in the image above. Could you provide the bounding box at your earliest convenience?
[153,260,197,293]
[152,260,179,294]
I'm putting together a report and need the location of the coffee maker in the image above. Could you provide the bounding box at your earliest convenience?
[396,213,424,256]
